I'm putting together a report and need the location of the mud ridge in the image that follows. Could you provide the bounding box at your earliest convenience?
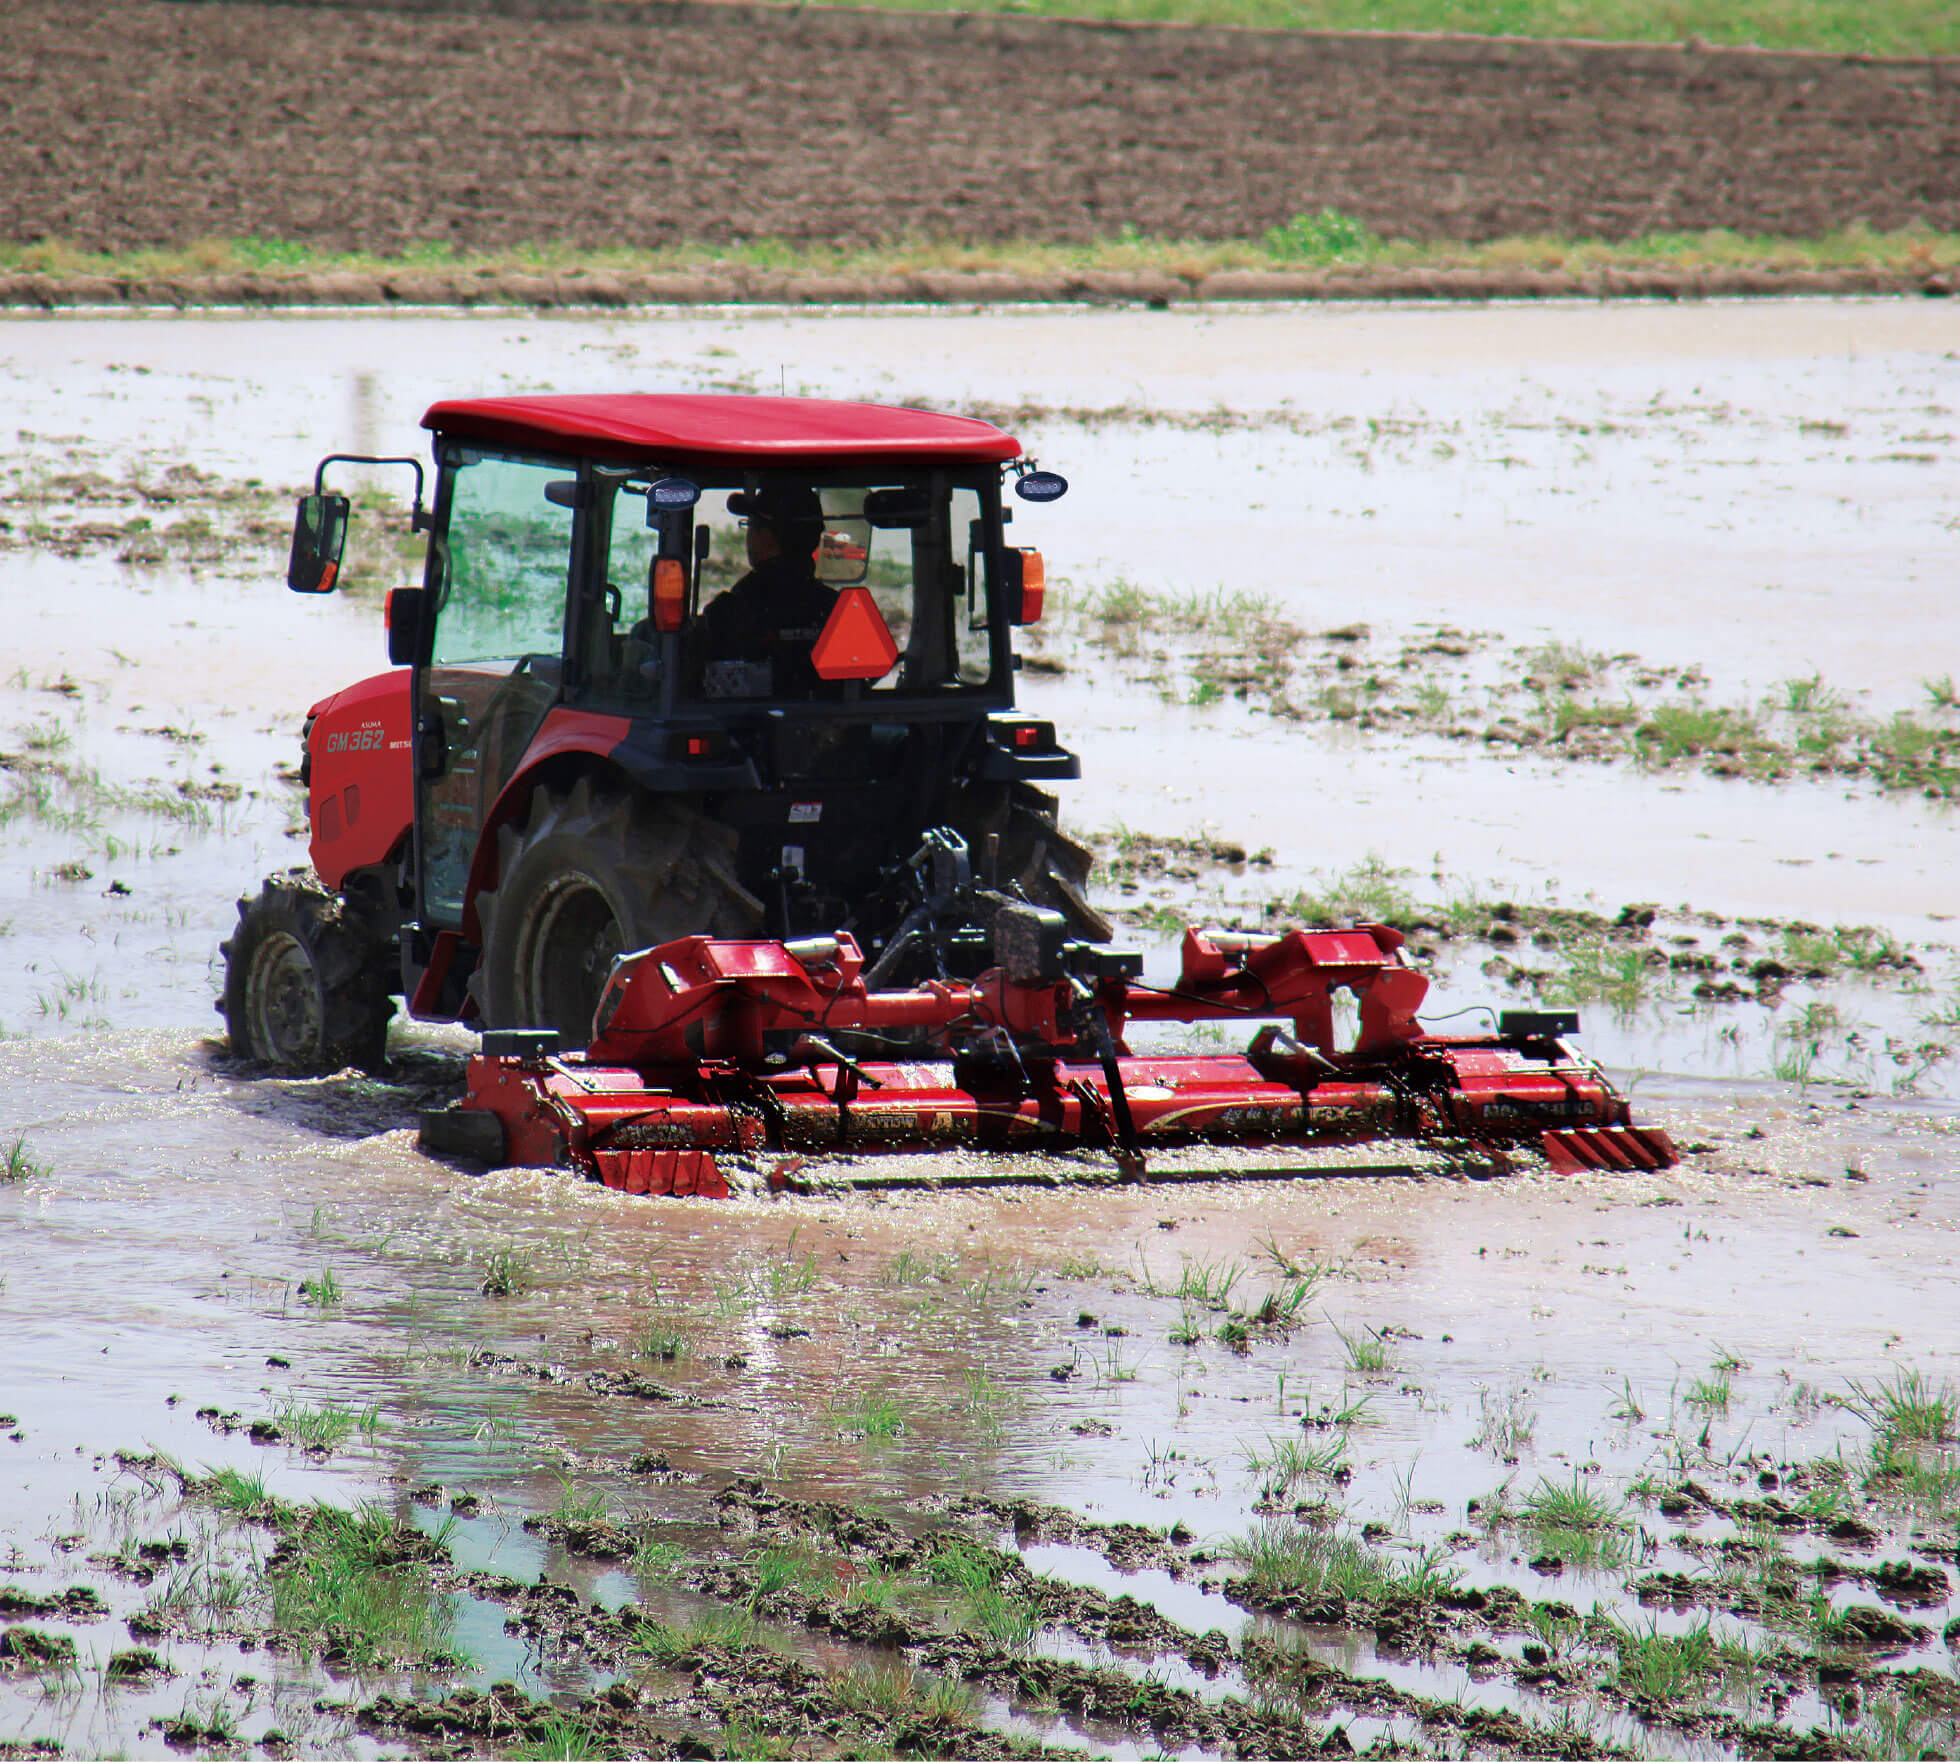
[0,265,1952,311]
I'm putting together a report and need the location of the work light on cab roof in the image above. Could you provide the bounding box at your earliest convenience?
[221,391,1675,1194]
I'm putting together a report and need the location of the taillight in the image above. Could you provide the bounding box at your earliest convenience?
[652,557,687,632]
[994,719,1054,753]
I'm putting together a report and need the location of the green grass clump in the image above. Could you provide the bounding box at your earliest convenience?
[268,1502,459,1670]
[1609,1614,1720,1703]
[1332,1320,1391,1374]
[1634,700,1777,767]
[297,1268,341,1308]
[630,1532,686,1577]
[513,1717,608,1761]
[1683,1371,1734,1414]
[751,1544,832,1599]
[632,1318,690,1362]
[1543,936,1658,1014]
[1173,1254,1247,1309]
[2,1135,48,1182]
[1847,1366,1958,1444]
[1289,854,1415,927]
[1241,1433,1349,1500]
[1229,1521,1457,1604]
[478,1246,535,1297]
[925,1538,1040,1651]
[271,1400,380,1452]
[833,1387,909,1440]
[1263,207,1380,262]
[1519,1472,1633,1566]
[198,1464,278,1523]
[549,1476,610,1526]
[1473,1386,1537,1457]
[1521,1473,1628,1533]
[832,1660,976,1737]
[631,1606,758,1664]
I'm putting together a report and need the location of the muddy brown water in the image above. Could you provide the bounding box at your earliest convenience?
[1,303,1957,1756]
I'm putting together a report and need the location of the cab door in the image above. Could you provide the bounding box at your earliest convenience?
[416,450,578,929]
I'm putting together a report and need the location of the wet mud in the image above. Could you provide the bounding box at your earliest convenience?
[2,305,1958,1757]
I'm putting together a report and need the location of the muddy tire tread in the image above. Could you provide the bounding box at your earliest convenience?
[219,867,396,1073]
[470,779,764,1037]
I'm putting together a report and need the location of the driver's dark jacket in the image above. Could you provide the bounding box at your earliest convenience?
[692,556,837,697]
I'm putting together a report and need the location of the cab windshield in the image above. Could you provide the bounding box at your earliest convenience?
[587,469,999,706]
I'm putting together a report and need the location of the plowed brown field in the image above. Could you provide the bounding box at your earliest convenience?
[5,0,1958,254]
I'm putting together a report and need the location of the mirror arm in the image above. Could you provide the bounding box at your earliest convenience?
[313,453,431,531]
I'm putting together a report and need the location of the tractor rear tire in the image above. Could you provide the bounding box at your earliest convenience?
[220,869,397,1073]
[957,782,1111,944]
[472,778,764,1044]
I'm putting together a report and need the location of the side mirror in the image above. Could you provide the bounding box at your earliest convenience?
[288,493,350,594]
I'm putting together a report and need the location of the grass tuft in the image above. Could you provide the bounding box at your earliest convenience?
[832,1387,908,1440]
[478,1246,535,1297]
[1229,1520,1457,1605]
[1846,1366,1958,1444]
[296,1268,341,1308]
[1332,1320,1391,1374]
[1609,1614,1720,1704]
[266,1501,460,1670]
[270,1400,381,1452]
[2,1135,48,1182]
[1240,1433,1349,1500]
[925,1537,1039,1651]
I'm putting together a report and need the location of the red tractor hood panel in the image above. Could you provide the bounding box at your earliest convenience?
[306,669,414,889]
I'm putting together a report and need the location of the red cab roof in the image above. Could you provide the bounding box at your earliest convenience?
[420,393,1021,466]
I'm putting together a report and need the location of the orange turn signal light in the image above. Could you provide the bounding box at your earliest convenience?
[1014,547,1044,624]
[652,558,687,632]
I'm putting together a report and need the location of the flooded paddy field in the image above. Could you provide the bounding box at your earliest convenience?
[1,302,1956,1757]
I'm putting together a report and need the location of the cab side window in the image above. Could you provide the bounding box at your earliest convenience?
[435,455,574,664]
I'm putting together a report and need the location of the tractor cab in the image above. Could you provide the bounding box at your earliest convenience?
[279,395,1098,1043]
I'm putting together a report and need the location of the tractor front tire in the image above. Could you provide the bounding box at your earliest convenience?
[472,779,763,1044]
[221,869,396,1073]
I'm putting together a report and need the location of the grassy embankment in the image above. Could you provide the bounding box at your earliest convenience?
[796,0,1960,55]
[3,218,1958,291]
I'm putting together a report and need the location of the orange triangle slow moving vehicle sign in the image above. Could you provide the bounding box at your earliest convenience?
[810,586,899,681]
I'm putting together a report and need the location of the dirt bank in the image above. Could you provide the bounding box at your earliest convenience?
[4,0,1958,260]
[3,261,1954,310]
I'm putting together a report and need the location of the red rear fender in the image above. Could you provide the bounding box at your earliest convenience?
[458,707,635,937]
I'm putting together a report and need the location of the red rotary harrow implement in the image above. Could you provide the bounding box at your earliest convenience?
[420,905,1678,1194]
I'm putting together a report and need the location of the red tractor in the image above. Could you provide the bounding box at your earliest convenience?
[225,393,1674,1187]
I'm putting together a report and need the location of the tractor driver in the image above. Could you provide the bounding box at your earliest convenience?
[692,484,837,698]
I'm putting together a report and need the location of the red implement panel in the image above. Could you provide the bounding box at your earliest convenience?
[428,929,1680,1193]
